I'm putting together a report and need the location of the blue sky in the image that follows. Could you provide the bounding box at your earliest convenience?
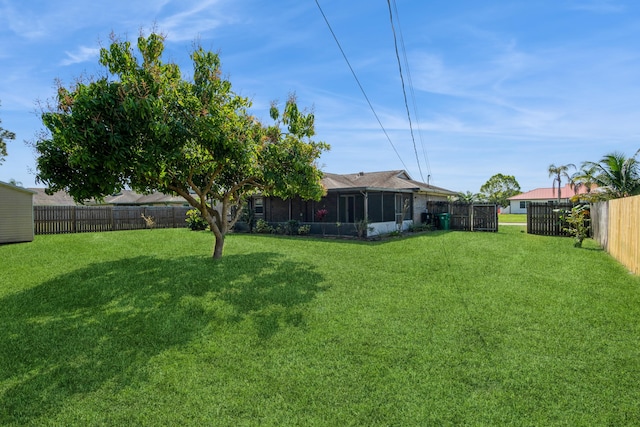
[1,0,639,193]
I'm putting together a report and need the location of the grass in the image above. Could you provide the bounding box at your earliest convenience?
[499,213,527,223]
[1,227,639,425]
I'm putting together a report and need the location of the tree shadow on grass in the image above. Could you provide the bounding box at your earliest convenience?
[0,252,325,424]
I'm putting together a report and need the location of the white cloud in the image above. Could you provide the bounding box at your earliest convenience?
[60,46,100,66]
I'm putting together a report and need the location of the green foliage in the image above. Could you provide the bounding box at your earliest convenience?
[561,204,591,247]
[285,219,300,235]
[354,218,373,238]
[582,150,640,199]
[34,32,328,258]
[0,100,16,165]
[479,173,521,207]
[298,224,311,235]
[185,208,208,231]
[255,219,274,234]
[456,190,480,203]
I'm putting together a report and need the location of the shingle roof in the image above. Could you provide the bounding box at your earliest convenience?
[508,184,590,201]
[322,170,456,195]
[29,188,188,206]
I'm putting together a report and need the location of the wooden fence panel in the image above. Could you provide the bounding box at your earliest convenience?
[76,206,113,233]
[527,202,573,236]
[34,206,190,235]
[590,201,608,251]
[426,202,498,232]
[34,206,75,235]
[608,195,640,275]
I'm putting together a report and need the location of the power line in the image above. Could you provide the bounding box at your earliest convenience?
[387,0,425,182]
[391,0,432,179]
[314,0,409,172]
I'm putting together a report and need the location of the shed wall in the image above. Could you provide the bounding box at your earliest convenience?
[0,185,35,243]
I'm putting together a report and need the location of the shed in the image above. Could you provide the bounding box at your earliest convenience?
[0,181,37,244]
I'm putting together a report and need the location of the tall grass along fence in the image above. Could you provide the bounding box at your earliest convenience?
[526,202,574,237]
[34,206,190,235]
[426,202,498,232]
[591,195,640,275]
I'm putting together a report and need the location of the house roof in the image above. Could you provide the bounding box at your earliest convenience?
[106,190,187,205]
[508,184,590,201]
[28,188,188,206]
[0,180,37,195]
[322,170,456,195]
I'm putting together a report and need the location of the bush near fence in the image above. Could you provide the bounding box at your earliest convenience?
[34,206,191,235]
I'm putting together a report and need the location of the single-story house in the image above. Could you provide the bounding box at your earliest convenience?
[0,180,37,244]
[507,184,590,214]
[250,170,456,236]
[29,188,189,206]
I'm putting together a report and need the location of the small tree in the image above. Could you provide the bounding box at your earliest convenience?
[479,174,521,207]
[34,32,328,259]
[561,204,590,248]
[0,101,16,165]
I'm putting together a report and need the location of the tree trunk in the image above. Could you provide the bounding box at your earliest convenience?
[213,233,225,259]
[206,214,226,260]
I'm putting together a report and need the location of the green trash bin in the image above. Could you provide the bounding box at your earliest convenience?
[438,213,451,230]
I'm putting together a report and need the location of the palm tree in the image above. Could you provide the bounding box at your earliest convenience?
[572,163,598,194]
[582,150,640,199]
[456,191,479,203]
[548,163,576,203]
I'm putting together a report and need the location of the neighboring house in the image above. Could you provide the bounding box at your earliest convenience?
[29,188,189,206]
[507,184,590,214]
[250,170,456,236]
[0,181,37,244]
[105,190,189,206]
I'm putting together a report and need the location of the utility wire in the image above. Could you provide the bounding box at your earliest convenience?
[392,0,432,179]
[314,0,409,172]
[387,0,424,182]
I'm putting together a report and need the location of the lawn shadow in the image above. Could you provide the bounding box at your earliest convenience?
[0,252,325,424]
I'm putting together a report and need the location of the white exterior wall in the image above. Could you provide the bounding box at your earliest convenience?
[510,200,527,214]
[368,220,412,237]
[0,183,35,244]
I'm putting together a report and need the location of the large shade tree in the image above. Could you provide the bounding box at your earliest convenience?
[479,173,521,207]
[35,33,329,258]
[582,150,640,199]
[0,101,16,165]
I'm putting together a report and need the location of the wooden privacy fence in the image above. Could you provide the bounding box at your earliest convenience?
[426,202,499,232]
[591,196,640,275]
[34,206,191,235]
[526,202,573,236]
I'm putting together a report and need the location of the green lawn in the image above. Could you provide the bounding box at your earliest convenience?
[499,213,527,223]
[1,227,639,425]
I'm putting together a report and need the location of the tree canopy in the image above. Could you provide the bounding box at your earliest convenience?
[35,32,329,258]
[0,101,16,165]
[479,173,521,207]
[581,150,640,199]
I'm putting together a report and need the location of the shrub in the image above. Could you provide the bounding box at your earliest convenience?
[255,219,274,234]
[562,204,590,248]
[285,220,300,235]
[185,209,208,231]
[298,225,311,235]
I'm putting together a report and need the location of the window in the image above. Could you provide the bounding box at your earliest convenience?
[254,197,264,218]
[519,201,526,209]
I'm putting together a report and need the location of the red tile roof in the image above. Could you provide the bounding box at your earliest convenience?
[508,184,590,201]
